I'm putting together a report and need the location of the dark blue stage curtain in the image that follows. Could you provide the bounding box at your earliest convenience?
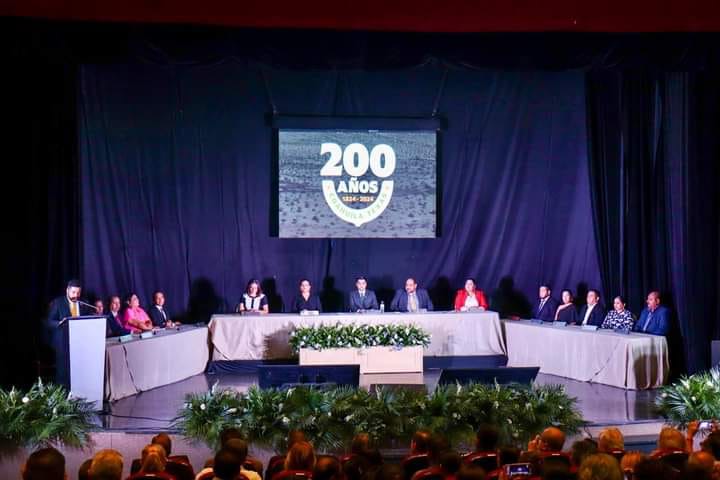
[587,71,720,374]
[78,64,600,318]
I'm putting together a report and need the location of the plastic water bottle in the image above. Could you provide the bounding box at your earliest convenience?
[380,301,385,313]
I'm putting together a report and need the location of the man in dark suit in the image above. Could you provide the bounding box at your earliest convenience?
[46,279,92,386]
[391,278,433,312]
[577,289,605,326]
[106,295,131,337]
[634,291,671,335]
[148,291,176,328]
[348,276,379,312]
[531,284,559,322]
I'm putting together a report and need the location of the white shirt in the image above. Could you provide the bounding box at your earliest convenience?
[155,305,167,321]
[582,303,597,325]
[464,294,479,308]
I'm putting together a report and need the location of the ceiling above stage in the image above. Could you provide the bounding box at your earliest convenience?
[1,0,719,33]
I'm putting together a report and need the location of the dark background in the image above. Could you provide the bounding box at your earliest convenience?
[1,19,719,387]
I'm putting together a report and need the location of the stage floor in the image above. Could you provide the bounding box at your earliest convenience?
[100,370,662,433]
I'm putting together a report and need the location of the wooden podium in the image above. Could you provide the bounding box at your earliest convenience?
[59,315,107,410]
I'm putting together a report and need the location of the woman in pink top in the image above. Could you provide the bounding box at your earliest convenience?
[121,292,153,333]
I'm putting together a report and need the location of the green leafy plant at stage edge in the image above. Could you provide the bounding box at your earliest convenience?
[0,379,97,452]
[175,382,585,452]
[656,366,720,427]
[288,324,431,353]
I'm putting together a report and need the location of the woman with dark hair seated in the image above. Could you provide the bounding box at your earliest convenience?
[237,279,269,314]
[121,293,153,333]
[600,296,635,330]
[454,278,489,312]
[554,289,578,324]
[291,279,322,313]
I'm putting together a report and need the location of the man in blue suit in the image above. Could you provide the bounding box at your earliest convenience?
[348,276,379,312]
[531,284,559,322]
[577,289,605,326]
[634,291,670,335]
[391,278,433,312]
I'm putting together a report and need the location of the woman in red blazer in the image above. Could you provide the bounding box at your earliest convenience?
[454,278,489,311]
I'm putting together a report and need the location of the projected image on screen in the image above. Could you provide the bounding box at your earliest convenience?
[278,129,437,238]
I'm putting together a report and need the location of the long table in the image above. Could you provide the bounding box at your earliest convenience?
[105,325,210,401]
[503,320,669,389]
[208,311,507,361]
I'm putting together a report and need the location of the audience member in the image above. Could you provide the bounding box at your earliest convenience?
[576,453,622,480]
[22,447,66,480]
[455,464,485,480]
[139,443,167,474]
[474,424,500,452]
[78,458,92,480]
[89,449,124,480]
[376,464,404,480]
[213,448,243,480]
[314,455,343,480]
[285,441,316,471]
[619,451,645,478]
[598,428,624,453]
[655,426,686,452]
[632,457,675,480]
[570,439,598,467]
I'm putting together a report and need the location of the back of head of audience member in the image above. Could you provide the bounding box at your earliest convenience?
[351,433,371,454]
[411,430,433,455]
[22,447,66,480]
[657,426,685,451]
[214,448,243,480]
[571,439,598,467]
[688,451,714,476]
[89,449,124,480]
[577,453,622,480]
[632,457,675,480]
[439,451,462,475]
[151,433,172,456]
[598,428,624,453]
[619,451,644,476]
[374,464,404,480]
[498,446,521,466]
[542,463,574,480]
[475,424,500,452]
[224,438,249,464]
[78,458,92,480]
[140,443,167,473]
[285,440,316,471]
[314,455,343,480]
[701,430,720,459]
[429,433,450,464]
[541,427,566,452]
[220,427,244,448]
[342,455,366,480]
[456,464,486,480]
[361,448,384,469]
[287,430,308,451]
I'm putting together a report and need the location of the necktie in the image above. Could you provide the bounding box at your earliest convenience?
[70,301,78,317]
[160,308,167,321]
[539,298,547,312]
[643,310,653,332]
[409,293,417,312]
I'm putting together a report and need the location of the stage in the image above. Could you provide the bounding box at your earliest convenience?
[101,370,663,432]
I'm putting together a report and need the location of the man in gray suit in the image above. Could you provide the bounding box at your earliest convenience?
[391,278,434,312]
[348,276,379,312]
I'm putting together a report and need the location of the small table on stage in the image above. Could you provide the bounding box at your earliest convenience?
[104,325,210,401]
[502,320,669,389]
[208,311,507,361]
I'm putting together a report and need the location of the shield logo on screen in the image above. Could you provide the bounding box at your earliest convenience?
[320,142,396,227]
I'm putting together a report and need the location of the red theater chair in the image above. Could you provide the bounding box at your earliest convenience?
[463,451,499,473]
[402,453,430,480]
[272,469,313,480]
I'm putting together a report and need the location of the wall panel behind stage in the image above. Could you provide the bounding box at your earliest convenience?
[79,63,600,317]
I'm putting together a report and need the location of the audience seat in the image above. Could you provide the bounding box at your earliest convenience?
[463,451,499,473]
[266,455,286,480]
[651,449,688,472]
[402,453,430,480]
[339,454,356,465]
[411,466,447,480]
[272,469,313,480]
[165,460,195,480]
[127,472,176,480]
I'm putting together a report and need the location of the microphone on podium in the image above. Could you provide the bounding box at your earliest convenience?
[77,300,101,312]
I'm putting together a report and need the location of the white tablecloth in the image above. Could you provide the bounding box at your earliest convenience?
[105,325,210,401]
[503,320,669,389]
[208,311,507,361]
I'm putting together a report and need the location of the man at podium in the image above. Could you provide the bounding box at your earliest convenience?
[46,279,93,386]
